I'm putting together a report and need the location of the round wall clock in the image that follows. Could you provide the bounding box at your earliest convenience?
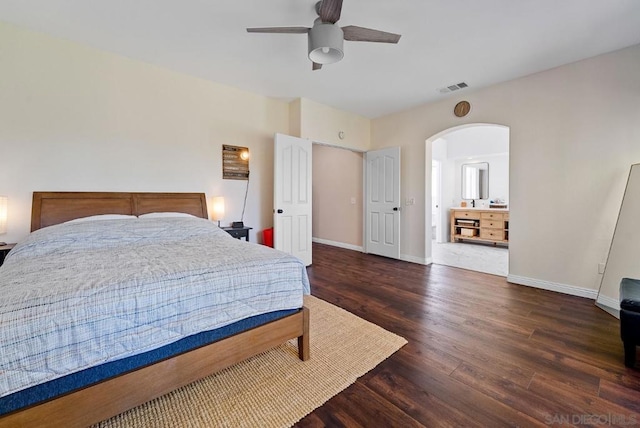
[454,101,471,117]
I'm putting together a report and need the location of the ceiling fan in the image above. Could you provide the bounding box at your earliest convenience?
[247,0,401,70]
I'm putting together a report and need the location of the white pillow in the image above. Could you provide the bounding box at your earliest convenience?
[138,212,197,219]
[65,214,137,224]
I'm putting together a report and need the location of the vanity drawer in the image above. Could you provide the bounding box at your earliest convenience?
[455,211,481,220]
[480,219,503,229]
[480,229,505,240]
[481,212,504,220]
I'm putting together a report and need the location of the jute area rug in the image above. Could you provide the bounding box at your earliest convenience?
[96,295,407,428]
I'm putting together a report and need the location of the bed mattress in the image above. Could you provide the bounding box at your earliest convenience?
[0,217,310,400]
[1,308,297,415]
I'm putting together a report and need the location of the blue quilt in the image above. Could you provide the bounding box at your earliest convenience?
[0,217,309,399]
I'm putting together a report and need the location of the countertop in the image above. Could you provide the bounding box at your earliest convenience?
[450,207,508,212]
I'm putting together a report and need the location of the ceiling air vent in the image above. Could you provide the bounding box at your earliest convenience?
[438,82,469,93]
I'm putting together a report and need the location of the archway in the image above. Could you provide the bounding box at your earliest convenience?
[425,123,510,275]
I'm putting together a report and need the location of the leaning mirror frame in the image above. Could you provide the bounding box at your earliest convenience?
[596,163,640,318]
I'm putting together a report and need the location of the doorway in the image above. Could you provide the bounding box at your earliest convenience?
[427,124,510,276]
[311,143,364,252]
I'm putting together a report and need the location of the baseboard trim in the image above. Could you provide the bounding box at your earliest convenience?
[400,254,428,265]
[507,274,598,300]
[596,294,620,312]
[312,237,363,252]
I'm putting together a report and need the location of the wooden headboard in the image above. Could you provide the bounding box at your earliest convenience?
[31,192,209,231]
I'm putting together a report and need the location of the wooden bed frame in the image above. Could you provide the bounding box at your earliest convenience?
[1,192,310,428]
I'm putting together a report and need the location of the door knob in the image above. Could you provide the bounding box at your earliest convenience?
[277,209,284,214]
[393,207,399,211]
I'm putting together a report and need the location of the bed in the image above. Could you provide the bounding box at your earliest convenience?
[0,192,310,428]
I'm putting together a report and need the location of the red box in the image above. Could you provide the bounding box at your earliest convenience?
[263,227,274,247]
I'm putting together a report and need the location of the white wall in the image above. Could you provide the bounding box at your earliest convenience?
[0,22,289,243]
[373,44,640,297]
[440,125,510,207]
[445,126,509,160]
[452,155,509,208]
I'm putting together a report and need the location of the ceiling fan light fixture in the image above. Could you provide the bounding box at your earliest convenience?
[308,21,344,64]
[249,1,401,70]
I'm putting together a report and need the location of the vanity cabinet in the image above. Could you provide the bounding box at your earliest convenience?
[450,208,509,246]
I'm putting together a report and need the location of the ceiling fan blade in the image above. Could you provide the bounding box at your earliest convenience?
[317,0,343,24]
[246,27,310,34]
[312,62,323,71]
[342,26,401,43]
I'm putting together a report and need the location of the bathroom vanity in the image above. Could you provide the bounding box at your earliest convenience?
[450,208,509,246]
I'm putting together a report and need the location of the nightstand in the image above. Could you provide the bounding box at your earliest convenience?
[0,243,16,267]
[222,226,252,242]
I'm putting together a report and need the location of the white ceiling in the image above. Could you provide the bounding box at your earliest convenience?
[1,0,639,118]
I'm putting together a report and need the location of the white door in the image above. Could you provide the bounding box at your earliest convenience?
[274,133,312,266]
[364,147,401,259]
[432,160,442,243]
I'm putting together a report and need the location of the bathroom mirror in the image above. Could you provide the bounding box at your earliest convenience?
[597,163,640,317]
[461,162,489,200]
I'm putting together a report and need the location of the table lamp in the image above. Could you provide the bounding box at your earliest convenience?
[212,196,225,227]
[0,196,7,245]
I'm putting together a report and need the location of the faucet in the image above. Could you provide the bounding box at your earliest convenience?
[471,199,475,207]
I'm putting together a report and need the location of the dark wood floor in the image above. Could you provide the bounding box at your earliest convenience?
[296,243,640,427]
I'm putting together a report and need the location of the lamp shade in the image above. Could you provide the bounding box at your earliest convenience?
[308,21,344,64]
[211,196,225,223]
[0,196,7,234]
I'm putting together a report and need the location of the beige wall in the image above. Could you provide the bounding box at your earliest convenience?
[294,98,371,150]
[4,19,639,300]
[290,98,369,250]
[372,44,640,296]
[312,145,363,248]
[289,98,302,138]
[0,22,289,243]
